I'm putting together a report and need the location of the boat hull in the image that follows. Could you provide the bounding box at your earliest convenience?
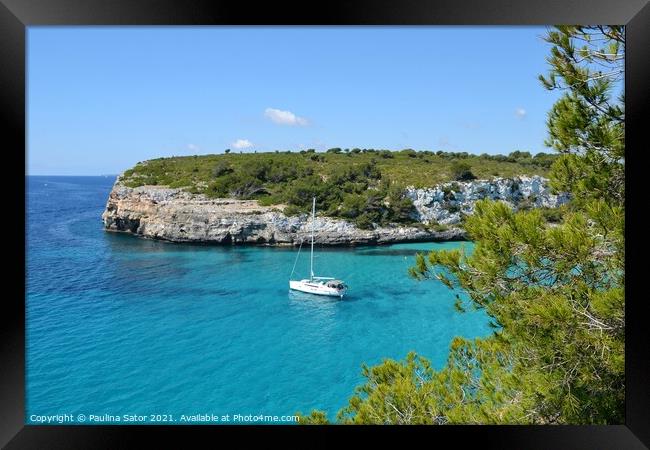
[289,280,346,298]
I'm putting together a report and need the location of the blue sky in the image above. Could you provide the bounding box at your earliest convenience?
[28,26,563,175]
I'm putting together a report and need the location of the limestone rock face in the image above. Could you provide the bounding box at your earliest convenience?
[102,175,566,245]
[102,181,466,245]
[405,176,570,225]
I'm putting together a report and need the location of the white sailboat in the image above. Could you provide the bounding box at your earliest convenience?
[289,197,347,298]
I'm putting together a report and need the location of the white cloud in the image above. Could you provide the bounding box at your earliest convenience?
[186,143,199,152]
[264,107,308,126]
[515,108,527,119]
[232,139,253,149]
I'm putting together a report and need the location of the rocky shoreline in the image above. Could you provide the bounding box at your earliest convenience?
[102,175,567,246]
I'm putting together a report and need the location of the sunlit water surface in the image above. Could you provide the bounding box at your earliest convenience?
[26,176,490,424]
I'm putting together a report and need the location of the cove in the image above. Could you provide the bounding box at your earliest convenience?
[26,176,492,423]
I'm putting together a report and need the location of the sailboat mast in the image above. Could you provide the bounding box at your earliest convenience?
[310,196,315,281]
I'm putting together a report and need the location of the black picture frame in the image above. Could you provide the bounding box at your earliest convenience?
[4,0,649,447]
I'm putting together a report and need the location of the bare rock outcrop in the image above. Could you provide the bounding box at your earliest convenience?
[102,175,567,246]
[102,182,465,245]
[406,176,569,225]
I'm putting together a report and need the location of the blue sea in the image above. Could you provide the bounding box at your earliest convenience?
[26,176,492,424]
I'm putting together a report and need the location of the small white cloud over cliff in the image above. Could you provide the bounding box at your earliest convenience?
[232,139,253,149]
[264,108,308,126]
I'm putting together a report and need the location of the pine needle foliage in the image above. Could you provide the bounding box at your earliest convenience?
[299,26,625,425]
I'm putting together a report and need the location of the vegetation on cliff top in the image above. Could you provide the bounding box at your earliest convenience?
[120,149,557,229]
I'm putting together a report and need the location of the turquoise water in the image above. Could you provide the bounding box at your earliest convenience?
[26,176,491,424]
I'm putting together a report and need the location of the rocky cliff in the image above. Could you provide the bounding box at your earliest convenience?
[102,175,567,246]
[406,175,570,225]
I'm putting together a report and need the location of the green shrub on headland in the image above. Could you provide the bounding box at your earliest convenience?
[120,149,556,228]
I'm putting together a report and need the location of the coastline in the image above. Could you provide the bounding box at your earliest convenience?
[101,226,470,247]
[101,174,566,246]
